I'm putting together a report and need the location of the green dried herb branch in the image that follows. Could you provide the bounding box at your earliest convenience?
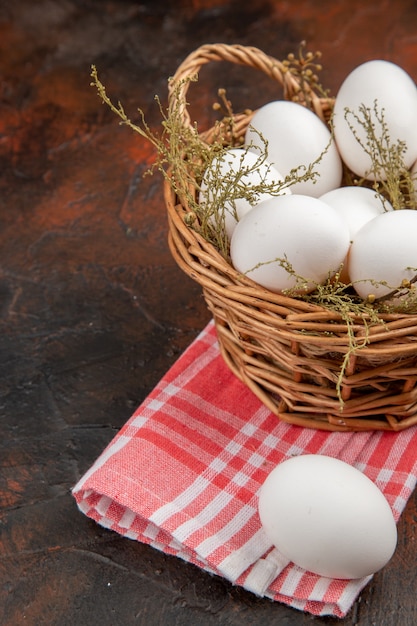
[240,258,383,407]
[289,272,384,406]
[92,64,327,260]
[363,271,417,313]
[91,66,238,241]
[344,100,417,209]
[211,87,246,145]
[198,134,327,258]
[282,40,331,108]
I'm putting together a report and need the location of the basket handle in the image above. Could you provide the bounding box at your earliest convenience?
[168,43,328,127]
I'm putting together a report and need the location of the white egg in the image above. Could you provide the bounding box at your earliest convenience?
[333,60,417,180]
[319,186,393,284]
[319,186,393,240]
[348,209,417,300]
[245,100,343,197]
[199,148,288,239]
[230,194,350,293]
[258,455,397,580]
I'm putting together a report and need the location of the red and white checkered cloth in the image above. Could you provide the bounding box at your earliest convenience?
[73,320,417,618]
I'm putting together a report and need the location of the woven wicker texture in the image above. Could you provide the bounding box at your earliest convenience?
[165,43,417,432]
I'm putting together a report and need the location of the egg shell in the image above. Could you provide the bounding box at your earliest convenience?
[258,454,397,580]
[319,186,393,284]
[245,100,343,197]
[199,148,289,239]
[319,186,393,240]
[333,60,417,180]
[348,209,417,299]
[230,194,350,293]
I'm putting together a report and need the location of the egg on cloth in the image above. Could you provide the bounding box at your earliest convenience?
[245,100,343,197]
[199,148,289,239]
[333,60,417,180]
[258,455,397,580]
[348,209,417,300]
[230,194,350,293]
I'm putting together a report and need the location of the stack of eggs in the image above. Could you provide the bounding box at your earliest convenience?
[199,60,417,301]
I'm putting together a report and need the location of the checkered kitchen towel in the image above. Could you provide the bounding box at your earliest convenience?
[73,320,417,618]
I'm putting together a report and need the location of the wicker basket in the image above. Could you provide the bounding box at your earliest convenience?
[164,43,417,432]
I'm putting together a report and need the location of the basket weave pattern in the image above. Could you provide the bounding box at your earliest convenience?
[165,43,417,432]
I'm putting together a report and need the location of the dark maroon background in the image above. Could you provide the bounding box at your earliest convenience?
[1,1,417,624]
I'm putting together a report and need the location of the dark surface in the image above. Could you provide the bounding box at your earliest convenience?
[1,1,417,624]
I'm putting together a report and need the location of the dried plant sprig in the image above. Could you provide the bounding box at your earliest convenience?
[91,66,241,237]
[212,87,236,122]
[239,257,382,407]
[197,132,326,257]
[343,100,417,209]
[286,270,386,406]
[92,65,325,259]
[282,40,330,107]
[211,87,250,147]
[360,270,417,313]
